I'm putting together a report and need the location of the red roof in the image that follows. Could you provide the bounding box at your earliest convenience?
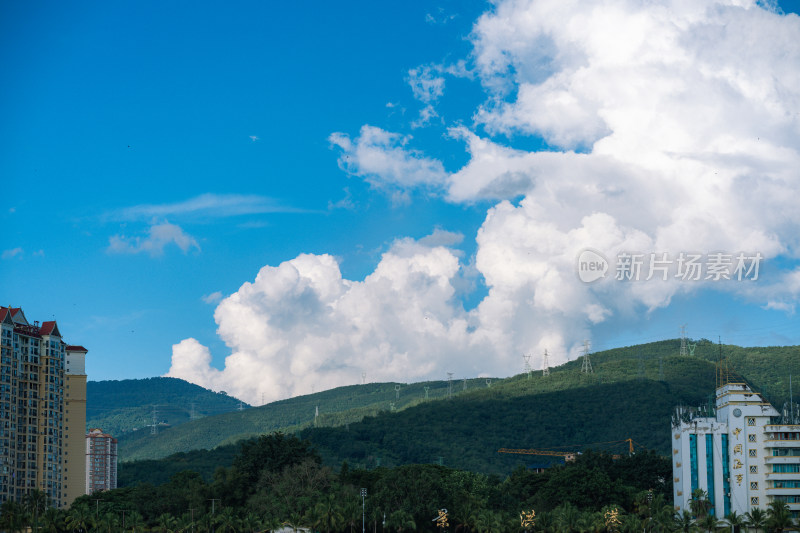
[0,307,21,321]
[39,321,58,336]
[66,345,88,352]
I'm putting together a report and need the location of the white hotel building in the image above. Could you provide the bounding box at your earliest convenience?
[673,382,800,518]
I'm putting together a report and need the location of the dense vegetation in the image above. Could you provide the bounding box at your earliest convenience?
[111,340,800,463]
[0,433,684,533]
[8,433,798,533]
[87,377,246,437]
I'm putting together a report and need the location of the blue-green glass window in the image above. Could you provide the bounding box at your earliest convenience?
[706,434,715,515]
[721,434,730,517]
[690,434,699,494]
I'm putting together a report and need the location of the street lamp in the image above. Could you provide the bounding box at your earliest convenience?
[361,488,367,533]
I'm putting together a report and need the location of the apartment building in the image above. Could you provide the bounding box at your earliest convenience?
[0,306,87,508]
[85,428,117,493]
[673,382,800,518]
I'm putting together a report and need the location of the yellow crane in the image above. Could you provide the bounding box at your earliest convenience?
[498,438,643,461]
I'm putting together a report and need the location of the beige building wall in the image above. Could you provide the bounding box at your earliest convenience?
[63,346,87,508]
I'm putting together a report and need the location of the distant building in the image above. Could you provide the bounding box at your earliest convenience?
[672,382,800,518]
[0,306,88,508]
[85,428,117,493]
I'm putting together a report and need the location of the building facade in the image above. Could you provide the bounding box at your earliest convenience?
[672,382,800,518]
[0,306,87,508]
[85,428,117,493]
[64,345,88,505]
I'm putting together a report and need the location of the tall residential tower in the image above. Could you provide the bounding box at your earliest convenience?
[0,306,87,508]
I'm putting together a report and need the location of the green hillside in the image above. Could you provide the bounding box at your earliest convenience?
[115,340,800,471]
[116,378,486,461]
[87,377,247,436]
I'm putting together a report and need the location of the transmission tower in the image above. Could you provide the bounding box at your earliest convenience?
[680,324,688,357]
[542,349,550,377]
[362,371,366,385]
[523,353,532,379]
[424,386,430,400]
[447,373,454,399]
[315,405,319,427]
[462,378,467,391]
[190,402,197,421]
[395,384,401,400]
[486,378,492,388]
[580,340,593,374]
[150,406,158,435]
[238,401,244,411]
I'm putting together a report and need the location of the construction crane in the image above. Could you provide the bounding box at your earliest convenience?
[498,438,643,461]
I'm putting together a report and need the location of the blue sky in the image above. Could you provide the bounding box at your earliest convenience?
[2,0,799,404]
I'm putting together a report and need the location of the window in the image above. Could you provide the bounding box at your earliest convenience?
[749,449,757,457]
[750,482,758,490]
[751,497,759,506]
[748,417,756,426]
[750,465,758,473]
[749,434,757,442]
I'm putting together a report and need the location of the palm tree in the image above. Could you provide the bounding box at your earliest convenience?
[690,490,712,520]
[127,510,145,532]
[66,503,94,533]
[311,493,343,533]
[23,488,49,532]
[725,511,746,533]
[745,508,767,533]
[215,507,239,533]
[0,500,27,533]
[554,503,581,533]
[240,512,263,533]
[674,510,696,533]
[386,510,416,533]
[97,511,120,533]
[766,500,794,533]
[41,507,65,533]
[155,513,179,533]
[699,513,720,533]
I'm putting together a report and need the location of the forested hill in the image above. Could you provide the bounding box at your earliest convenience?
[112,339,800,468]
[87,377,247,437]
[117,340,800,484]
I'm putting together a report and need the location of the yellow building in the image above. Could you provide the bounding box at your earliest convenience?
[0,306,87,508]
[64,346,88,507]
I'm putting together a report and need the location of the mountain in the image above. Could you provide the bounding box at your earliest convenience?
[115,339,800,485]
[87,377,248,437]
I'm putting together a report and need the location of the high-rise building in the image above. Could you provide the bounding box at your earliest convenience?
[0,306,87,508]
[672,382,800,518]
[85,428,117,493]
[64,345,88,506]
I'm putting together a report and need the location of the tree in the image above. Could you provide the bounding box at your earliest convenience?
[690,490,712,520]
[66,503,94,533]
[766,500,794,533]
[310,492,343,533]
[725,511,747,533]
[745,508,767,533]
[0,500,27,533]
[40,507,65,533]
[699,513,720,533]
[155,513,179,533]
[673,510,695,533]
[23,489,49,532]
[386,510,416,533]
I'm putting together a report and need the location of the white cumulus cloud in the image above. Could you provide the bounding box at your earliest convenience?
[108,222,200,257]
[169,0,800,403]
